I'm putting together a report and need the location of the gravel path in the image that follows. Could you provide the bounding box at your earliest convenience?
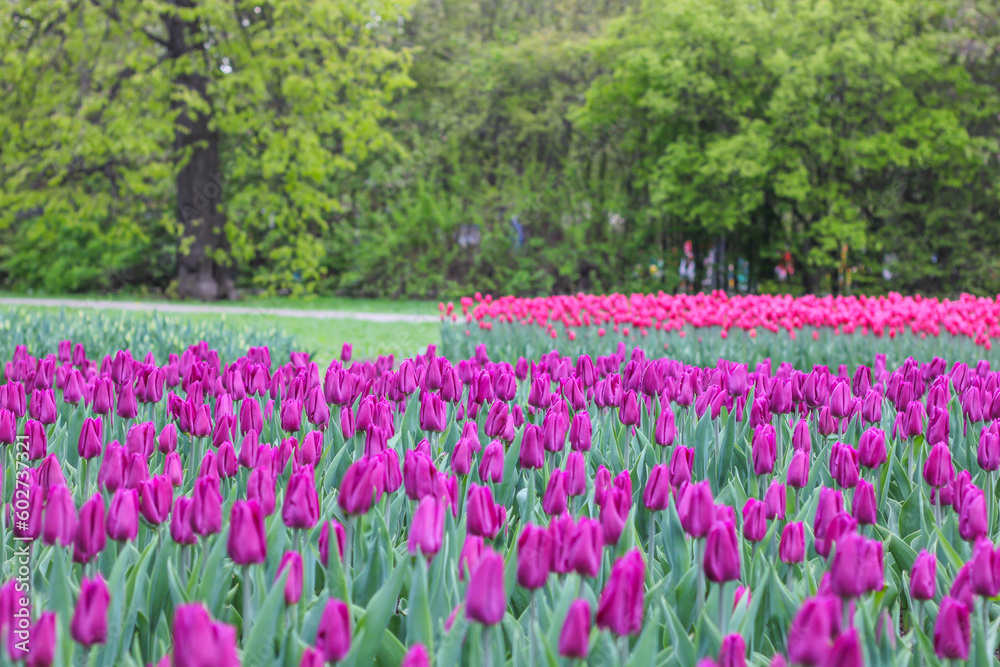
[0,297,439,324]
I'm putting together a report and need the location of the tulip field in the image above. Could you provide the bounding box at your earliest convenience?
[441,293,1000,368]
[4,293,1000,666]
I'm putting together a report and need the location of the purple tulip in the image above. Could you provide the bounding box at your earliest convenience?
[742,499,767,542]
[516,524,552,590]
[542,469,568,516]
[276,552,304,605]
[558,599,591,659]
[466,549,506,625]
[70,576,109,646]
[910,550,937,601]
[934,596,970,660]
[704,519,741,583]
[72,494,106,564]
[316,599,352,662]
[779,522,805,564]
[852,479,877,525]
[596,549,645,636]
[408,497,445,559]
[283,466,320,529]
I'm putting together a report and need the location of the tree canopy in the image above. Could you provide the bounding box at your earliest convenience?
[2,0,999,298]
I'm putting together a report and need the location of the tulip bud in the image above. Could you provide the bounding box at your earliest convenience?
[319,520,346,567]
[316,599,352,662]
[282,466,320,529]
[26,611,56,667]
[719,633,746,667]
[542,469,568,516]
[741,499,767,542]
[164,451,184,487]
[852,479,877,525]
[923,442,954,488]
[668,445,693,488]
[25,420,47,460]
[479,440,504,484]
[655,405,676,446]
[934,596,970,660]
[43,485,77,547]
[564,517,602,578]
[419,392,447,433]
[227,500,267,565]
[170,496,197,545]
[600,487,630,546]
[857,427,887,469]
[618,390,640,426]
[569,411,593,451]
[516,524,552,590]
[78,417,103,460]
[678,481,715,538]
[192,477,222,536]
[791,418,811,453]
[466,549,506,625]
[814,487,845,541]
[830,532,868,598]
[467,484,505,539]
[558,599,591,659]
[979,422,1000,472]
[826,628,863,666]
[299,647,323,667]
[764,480,786,520]
[704,519,741,583]
[596,549,645,636]
[910,550,937,601]
[72,494,106,564]
[519,424,544,469]
[106,488,139,542]
[408,497,445,560]
[280,399,303,433]
[338,459,376,516]
[751,424,776,475]
[829,442,860,489]
[643,464,671,511]
[70,576,109,646]
[564,451,587,497]
[400,644,429,667]
[779,522,804,564]
[156,423,177,455]
[276,552,304,605]
[959,485,988,541]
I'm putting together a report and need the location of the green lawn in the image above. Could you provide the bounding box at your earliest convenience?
[4,299,441,365]
[0,290,439,316]
[200,312,441,364]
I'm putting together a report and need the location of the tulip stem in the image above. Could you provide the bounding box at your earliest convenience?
[915,601,923,667]
[989,470,995,540]
[529,592,538,667]
[694,540,705,625]
[717,583,725,634]
[647,513,655,575]
[617,635,629,663]
[483,624,494,667]
[345,518,354,601]
[242,565,252,641]
[981,600,988,657]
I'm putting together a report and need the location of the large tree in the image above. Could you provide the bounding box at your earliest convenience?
[575,0,1000,294]
[1,0,412,298]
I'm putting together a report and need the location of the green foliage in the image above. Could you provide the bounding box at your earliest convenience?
[0,307,299,370]
[1,0,412,296]
[2,0,1000,297]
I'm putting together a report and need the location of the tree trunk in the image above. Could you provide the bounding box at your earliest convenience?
[167,7,234,301]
